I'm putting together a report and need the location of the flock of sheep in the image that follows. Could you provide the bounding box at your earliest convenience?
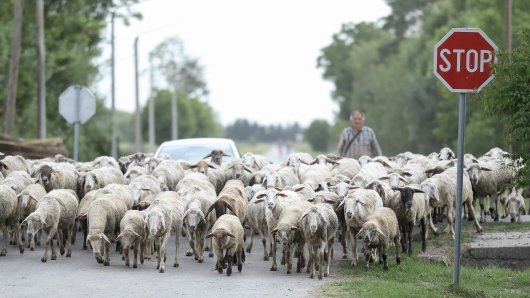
[0,146,527,279]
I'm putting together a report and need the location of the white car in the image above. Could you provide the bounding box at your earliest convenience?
[154,138,240,162]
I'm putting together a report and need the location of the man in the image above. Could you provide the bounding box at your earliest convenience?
[336,110,382,159]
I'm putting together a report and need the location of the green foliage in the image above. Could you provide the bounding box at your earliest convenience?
[318,0,530,156]
[479,29,530,187]
[225,119,303,143]
[0,0,140,160]
[304,119,331,152]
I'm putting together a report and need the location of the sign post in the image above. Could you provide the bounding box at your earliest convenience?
[433,28,497,285]
[59,85,96,161]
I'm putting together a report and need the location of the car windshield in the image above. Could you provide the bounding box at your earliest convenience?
[158,143,236,163]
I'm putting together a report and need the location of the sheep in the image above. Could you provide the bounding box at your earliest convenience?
[86,192,129,266]
[83,166,125,194]
[0,185,22,256]
[34,163,78,193]
[336,188,383,267]
[350,162,387,187]
[503,187,526,223]
[310,154,339,168]
[241,152,270,170]
[356,207,401,271]
[283,152,313,177]
[254,187,302,271]
[205,179,248,225]
[291,183,316,201]
[264,166,300,189]
[22,189,79,262]
[466,160,514,222]
[92,156,120,170]
[299,164,332,191]
[128,175,162,210]
[246,189,269,260]
[358,155,372,167]
[330,157,361,180]
[206,214,245,276]
[390,185,428,256]
[180,179,217,263]
[0,155,29,177]
[244,184,265,202]
[203,149,231,166]
[76,190,100,250]
[249,163,281,185]
[151,159,185,191]
[116,210,146,268]
[271,200,312,274]
[223,159,254,186]
[99,183,135,210]
[144,191,184,273]
[124,166,149,183]
[438,147,456,161]
[188,160,226,194]
[2,171,34,194]
[17,183,47,250]
[299,203,338,280]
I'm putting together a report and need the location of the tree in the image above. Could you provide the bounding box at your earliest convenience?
[304,120,331,152]
[479,29,530,187]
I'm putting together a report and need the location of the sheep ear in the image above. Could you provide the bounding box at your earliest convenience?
[116,232,124,240]
[290,226,299,231]
[226,232,236,239]
[243,166,254,173]
[292,185,305,192]
[222,152,231,157]
[131,230,141,238]
[400,176,410,183]
[202,153,212,159]
[356,229,364,240]
[391,187,403,192]
[335,200,345,211]
[376,228,385,238]
[225,203,236,215]
[277,193,288,198]
[86,238,91,247]
[205,233,214,239]
[205,203,215,219]
[310,160,317,165]
[325,199,337,205]
[271,228,278,236]
[480,166,492,172]
[379,176,389,180]
[100,233,110,244]
[197,209,206,223]
[207,163,217,169]
[307,198,314,202]
[182,209,190,221]
[188,164,198,169]
[413,188,424,193]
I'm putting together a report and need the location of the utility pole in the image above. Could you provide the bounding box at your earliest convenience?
[134,37,142,152]
[148,55,156,153]
[110,12,117,158]
[504,0,513,153]
[4,0,24,136]
[36,0,46,139]
[171,90,177,139]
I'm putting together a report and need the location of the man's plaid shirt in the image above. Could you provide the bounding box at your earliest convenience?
[336,126,382,159]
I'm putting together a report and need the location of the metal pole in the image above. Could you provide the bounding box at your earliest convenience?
[148,55,156,153]
[453,92,466,285]
[134,37,142,152]
[171,90,177,139]
[36,0,46,139]
[110,12,117,158]
[73,122,80,161]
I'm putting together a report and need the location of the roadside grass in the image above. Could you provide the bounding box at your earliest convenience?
[320,220,530,297]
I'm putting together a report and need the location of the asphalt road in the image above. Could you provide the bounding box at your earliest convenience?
[0,230,339,298]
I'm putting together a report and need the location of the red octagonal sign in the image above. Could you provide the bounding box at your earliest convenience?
[434,28,497,93]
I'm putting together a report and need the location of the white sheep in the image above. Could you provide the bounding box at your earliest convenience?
[271,200,312,274]
[0,185,22,256]
[299,203,338,280]
[92,156,120,170]
[76,189,100,250]
[22,189,79,262]
[34,163,78,193]
[503,187,526,223]
[336,188,383,266]
[124,165,149,183]
[2,170,34,194]
[264,166,300,189]
[350,162,386,187]
[116,210,146,268]
[223,159,254,186]
[188,160,226,194]
[206,214,245,276]
[249,163,281,185]
[145,191,184,273]
[151,159,185,191]
[438,147,456,161]
[357,207,401,271]
[299,164,332,191]
[203,149,231,166]
[128,175,162,210]
[241,152,270,170]
[83,166,125,194]
[0,155,29,177]
[205,179,248,225]
[330,157,361,180]
[246,189,269,260]
[17,183,47,250]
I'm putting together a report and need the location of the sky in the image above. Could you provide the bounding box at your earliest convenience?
[96,0,391,127]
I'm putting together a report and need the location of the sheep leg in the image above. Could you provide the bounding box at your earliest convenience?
[197,230,205,263]
[325,237,334,278]
[246,226,254,253]
[349,229,357,267]
[81,219,88,250]
[285,243,292,274]
[58,230,65,256]
[0,223,9,256]
[159,234,170,273]
[447,207,455,240]
[124,244,130,267]
[237,246,243,273]
[226,254,233,276]
[259,225,268,261]
[363,246,370,272]
[140,239,145,265]
[399,224,407,253]
[174,226,181,268]
[317,243,325,280]
[490,193,499,221]
[66,223,73,257]
[186,229,194,257]
[407,222,413,257]
[466,199,483,233]
[296,240,305,273]
[208,238,214,258]
[103,239,111,266]
[15,221,24,254]
[382,250,389,271]
[71,220,77,244]
[270,233,278,271]
[420,217,427,252]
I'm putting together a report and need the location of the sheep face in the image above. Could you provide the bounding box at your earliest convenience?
[343,198,364,220]
[505,189,524,223]
[466,164,492,185]
[146,210,165,237]
[37,165,53,189]
[184,207,205,232]
[242,154,256,168]
[420,182,439,202]
[394,187,424,210]
[263,188,283,210]
[264,173,280,189]
[394,155,409,168]
[18,193,33,208]
[358,156,371,167]
[206,228,235,246]
[438,147,455,161]
[332,182,351,199]
[274,227,295,245]
[23,215,45,240]
[304,210,322,234]
[204,150,229,166]
[86,232,110,263]
[117,230,140,248]
[357,226,381,246]
[84,173,98,193]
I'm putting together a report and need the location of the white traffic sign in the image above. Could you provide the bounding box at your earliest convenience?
[59,85,96,124]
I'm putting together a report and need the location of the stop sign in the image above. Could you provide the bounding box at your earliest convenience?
[433,28,497,93]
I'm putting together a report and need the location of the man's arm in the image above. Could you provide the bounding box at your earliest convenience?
[371,130,382,156]
[336,129,347,156]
